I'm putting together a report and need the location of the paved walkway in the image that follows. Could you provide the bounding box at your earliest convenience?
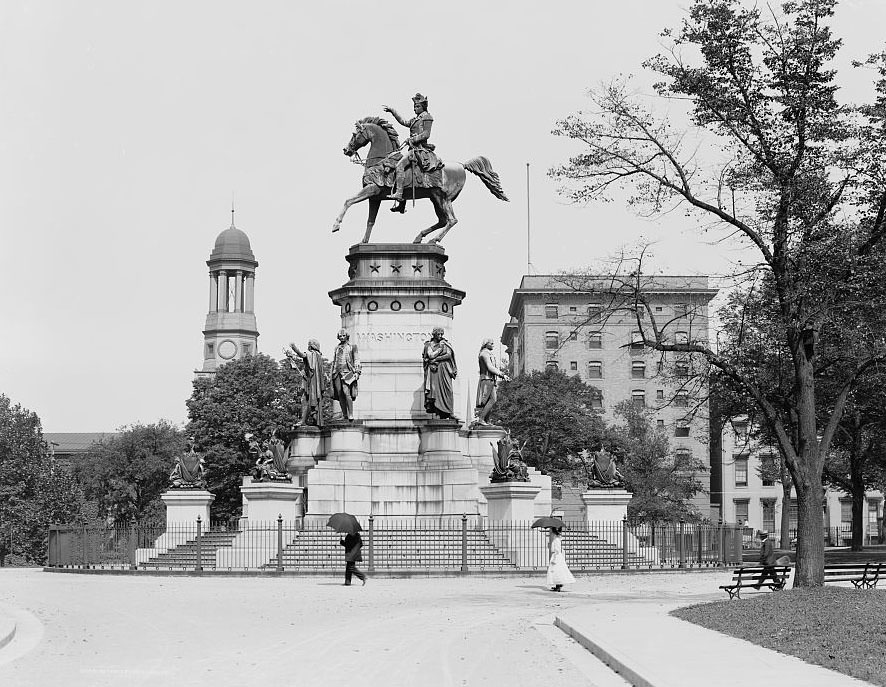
[0,568,874,687]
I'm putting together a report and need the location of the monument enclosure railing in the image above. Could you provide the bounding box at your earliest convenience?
[46,518,745,572]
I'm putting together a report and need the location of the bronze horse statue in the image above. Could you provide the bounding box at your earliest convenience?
[333,116,509,244]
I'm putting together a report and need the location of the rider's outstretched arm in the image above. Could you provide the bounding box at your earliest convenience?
[383,106,410,127]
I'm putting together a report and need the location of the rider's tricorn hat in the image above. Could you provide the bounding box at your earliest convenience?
[411,92,428,106]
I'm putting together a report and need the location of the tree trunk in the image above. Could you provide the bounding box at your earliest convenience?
[793,485,825,587]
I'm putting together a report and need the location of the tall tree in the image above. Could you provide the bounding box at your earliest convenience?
[0,394,84,564]
[74,421,185,523]
[606,401,707,524]
[551,0,886,586]
[489,369,605,483]
[186,353,303,520]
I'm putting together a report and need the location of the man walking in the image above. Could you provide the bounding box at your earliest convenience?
[340,532,367,586]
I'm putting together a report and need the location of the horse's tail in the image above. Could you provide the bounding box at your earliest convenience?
[463,156,509,201]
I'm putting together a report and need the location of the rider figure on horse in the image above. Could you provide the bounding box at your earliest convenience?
[383,93,442,210]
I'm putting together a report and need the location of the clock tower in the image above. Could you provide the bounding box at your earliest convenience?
[197,216,259,376]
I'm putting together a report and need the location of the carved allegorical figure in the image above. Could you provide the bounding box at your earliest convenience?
[334,92,509,244]
[489,433,529,483]
[474,338,509,426]
[587,449,626,489]
[331,329,361,422]
[422,327,457,419]
[248,429,292,482]
[286,339,326,427]
[169,443,207,489]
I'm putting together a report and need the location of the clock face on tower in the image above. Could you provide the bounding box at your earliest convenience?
[218,339,237,360]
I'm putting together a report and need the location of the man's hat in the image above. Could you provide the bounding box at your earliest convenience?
[758,530,769,537]
[411,92,428,105]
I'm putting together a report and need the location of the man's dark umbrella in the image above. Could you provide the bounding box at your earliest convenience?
[531,516,566,529]
[327,512,363,534]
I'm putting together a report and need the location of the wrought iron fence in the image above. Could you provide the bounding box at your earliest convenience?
[46,517,745,572]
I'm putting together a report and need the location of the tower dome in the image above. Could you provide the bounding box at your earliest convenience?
[209,224,256,263]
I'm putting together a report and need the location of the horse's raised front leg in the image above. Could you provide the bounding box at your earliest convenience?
[333,185,380,234]
[363,197,382,243]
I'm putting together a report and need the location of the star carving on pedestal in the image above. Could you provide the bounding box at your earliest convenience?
[391,264,402,274]
[412,263,423,274]
[436,264,446,277]
[369,263,381,273]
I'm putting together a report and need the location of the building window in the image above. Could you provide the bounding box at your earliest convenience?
[569,306,577,313]
[630,331,644,350]
[735,455,749,487]
[655,306,663,312]
[587,361,603,379]
[631,361,646,379]
[587,333,602,349]
[631,389,645,408]
[675,447,692,465]
[675,360,690,378]
[734,422,748,441]
[242,344,252,356]
[545,305,559,319]
[587,304,602,322]
[675,303,688,317]
[840,500,852,527]
[569,361,578,371]
[674,390,689,407]
[762,500,776,532]
[760,454,776,487]
[656,420,665,429]
[656,389,664,400]
[734,500,749,526]
[545,360,559,371]
[591,390,603,410]
[675,421,690,438]
[552,484,563,499]
[675,331,689,345]
[545,331,559,350]
[569,331,578,341]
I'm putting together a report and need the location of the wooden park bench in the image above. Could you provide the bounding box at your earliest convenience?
[823,562,885,589]
[719,565,791,599]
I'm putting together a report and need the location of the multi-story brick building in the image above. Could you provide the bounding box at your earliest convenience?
[500,274,719,517]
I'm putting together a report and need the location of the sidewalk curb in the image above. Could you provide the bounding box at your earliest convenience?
[554,615,664,687]
[0,613,17,652]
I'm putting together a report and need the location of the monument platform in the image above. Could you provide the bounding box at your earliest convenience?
[282,243,550,521]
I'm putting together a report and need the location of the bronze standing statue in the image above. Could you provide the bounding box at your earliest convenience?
[333,92,509,244]
[286,340,327,427]
[331,329,361,422]
[474,338,509,426]
[422,327,458,419]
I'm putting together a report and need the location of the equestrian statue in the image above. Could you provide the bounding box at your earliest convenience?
[332,92,509,244]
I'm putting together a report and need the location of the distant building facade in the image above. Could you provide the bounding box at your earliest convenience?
[44,432,115,469]
[198,219,259,376]
[500,274,718,517]
[713,418,884,544]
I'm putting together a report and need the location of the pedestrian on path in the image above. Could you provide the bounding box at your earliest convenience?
[341,531,367,586]
[753,530,780,590]
[547,527,575,592]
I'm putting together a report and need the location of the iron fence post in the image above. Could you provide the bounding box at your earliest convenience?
[82,524,88,568]
[129,519,137,569]
[718,520,725,565]
[621,516,629,570]
[697,524,703,565]
[368,515,375,572]
[678,518,686,568]
[196,516,203,575]
[47,523,55,567]
[461,514,468,573]
[277,515,284,573]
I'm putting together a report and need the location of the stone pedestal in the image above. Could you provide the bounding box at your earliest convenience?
[581,488,657,563]
[581,488,633,522]
[216,478,304,569]
[136,489,214,565]
[328,243,465,425]
[481,482,542,521]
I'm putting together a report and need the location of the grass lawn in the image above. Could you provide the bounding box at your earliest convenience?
[673,587,886,685]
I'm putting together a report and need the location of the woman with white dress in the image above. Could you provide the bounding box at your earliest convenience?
[547,527,576,592]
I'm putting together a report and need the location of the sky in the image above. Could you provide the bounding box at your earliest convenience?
[2,1,885,432]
